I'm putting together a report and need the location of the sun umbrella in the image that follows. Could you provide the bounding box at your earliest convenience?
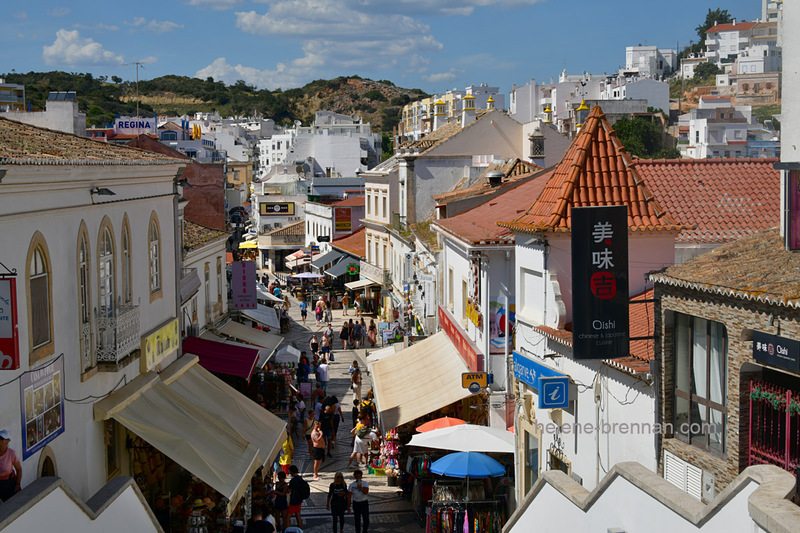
[416,416,466,433]
[291,272,324,279]
[238,241,259,249]
[430,451,505,479]
[408,424,514,454]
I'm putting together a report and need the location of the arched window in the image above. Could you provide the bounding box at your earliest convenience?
[78,229,94,372]
[30,246,50,348]
[121,223,132,304]
[99,227,115,317]
[149,217,161,294]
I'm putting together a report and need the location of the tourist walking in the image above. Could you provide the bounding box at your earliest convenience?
[367,319,377,347]
[317,357,330,394]
[299,299,308,324]
[341,293,350,316]
[354,294,362,316]
[326,472,349,533]
[315,301,323,326]
[271,471,290,531]
[287,465,307,529]
[321,331,331,360]
[351,367,362,403]
[340,321,350,350]
[309,334,319,357]
[311,422,327,480]
[352,319,364,349]
[348,469,370,533]
[304,409,316,456]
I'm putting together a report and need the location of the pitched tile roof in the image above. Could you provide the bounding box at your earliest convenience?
[706,21,757,33]
[433,159,542,203]
[0,117,182,165]
[651,227,800,308]
[267,220,304,236]
[334,196,366,207]
[531,288,655,374]
[331,227,366,258]
[183,220,228,251]
[633,158,780,244]
[398,109,492,155]
[433,169,553,245]
[498,106,681,234]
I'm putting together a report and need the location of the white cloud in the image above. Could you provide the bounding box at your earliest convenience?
[13,12,27,19]
[73,23,120,32]
[47,7,71,17]
[338,0,545,17]
[125,17,183,33]
[42,29,125,67]
[187,0,243,9]
[424,71,458,83]
[196,58,301,90]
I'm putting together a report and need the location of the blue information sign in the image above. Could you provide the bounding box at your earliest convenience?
[538,376,570,409]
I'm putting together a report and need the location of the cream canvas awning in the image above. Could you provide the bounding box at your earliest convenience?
[370,331,472,430]
[242,304,281,330]
[94,356,286,514]
[345,279,378,290]
[217,320,283,367]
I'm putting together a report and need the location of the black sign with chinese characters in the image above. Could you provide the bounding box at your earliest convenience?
[571,206,629,359]
[753,331,800,372]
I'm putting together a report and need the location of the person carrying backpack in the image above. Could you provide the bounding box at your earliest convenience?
[287,465,310,529]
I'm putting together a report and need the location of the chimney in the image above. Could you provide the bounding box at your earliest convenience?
[461,93,476,127]
[485,170,504,187]
[433,99,446,131]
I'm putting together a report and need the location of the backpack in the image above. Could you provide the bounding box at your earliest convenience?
[296,476,311,500]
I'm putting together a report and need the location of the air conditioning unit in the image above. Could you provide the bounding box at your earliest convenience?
[274,223,282,229]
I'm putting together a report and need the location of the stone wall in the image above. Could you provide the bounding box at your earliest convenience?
[654,283,800,492]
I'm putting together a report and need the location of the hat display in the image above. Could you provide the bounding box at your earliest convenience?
[0,429,10,441]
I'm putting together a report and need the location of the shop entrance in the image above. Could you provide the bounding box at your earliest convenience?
[748,376,800,477]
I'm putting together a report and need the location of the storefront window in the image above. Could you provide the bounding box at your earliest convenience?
[673,313,727,454]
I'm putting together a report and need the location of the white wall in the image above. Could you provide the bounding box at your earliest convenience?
[782,1,799,164]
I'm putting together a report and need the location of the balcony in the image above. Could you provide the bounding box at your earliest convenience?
[359,260,390,287]
[96,304,140,365]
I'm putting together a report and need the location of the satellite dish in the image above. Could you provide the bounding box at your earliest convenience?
[351,114,361,123]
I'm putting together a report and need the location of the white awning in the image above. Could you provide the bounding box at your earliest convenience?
[257,283,284,303]
[204,322,283,369]
[345,279,378,290]
[94,356,286,514]
[242,304,281,330]
[366,345,401,365]
[370,331,472,430]
[274,345,302,364]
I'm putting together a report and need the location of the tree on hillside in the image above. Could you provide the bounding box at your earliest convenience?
[696,8,733,43]
[693,62,720,81]
[613,117,679,159]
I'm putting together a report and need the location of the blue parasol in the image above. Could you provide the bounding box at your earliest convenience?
[429,451,505,479]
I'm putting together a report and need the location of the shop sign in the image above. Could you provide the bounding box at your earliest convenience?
[348,263,359,276]
[114,116,156,135]
[318,235,331,243]
[438,305,483,372]
[462,372,488,394]
[753,331,800,372]
[0,278,19,370]
[571,206,629,359]
[788,171,800,250]
[140,318,180,373]
[334,207,352,232]
[513,351,568,392]
[232,261,257,309]
[20,355,64,460]
[538,376,570,409]
[259,202,295,216]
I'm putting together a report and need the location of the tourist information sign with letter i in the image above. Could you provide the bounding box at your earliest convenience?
[571,206,629,359]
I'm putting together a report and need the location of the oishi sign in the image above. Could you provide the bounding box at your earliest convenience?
[571,206,629,359]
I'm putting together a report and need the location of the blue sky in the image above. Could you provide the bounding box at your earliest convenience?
[1,1,761,94]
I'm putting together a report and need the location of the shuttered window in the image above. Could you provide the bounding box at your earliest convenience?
[30,247,50,347]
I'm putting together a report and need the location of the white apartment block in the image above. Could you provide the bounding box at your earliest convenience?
[681,96,753,159]
[625,45,677,79]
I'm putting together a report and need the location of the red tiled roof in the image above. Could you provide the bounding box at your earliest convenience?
[531,288,655,374]
[633,158,779,244]
[678,126,690,133]
[331,227,366,258]
[334,196,366,207]
[706,21,757,33]
[434,169,553,245]
[498,106,682,234]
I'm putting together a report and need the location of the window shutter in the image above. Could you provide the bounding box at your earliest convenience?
[663,450,702,501]
[685,463,703,501]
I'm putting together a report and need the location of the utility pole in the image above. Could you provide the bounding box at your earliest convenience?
[122,60,152,122]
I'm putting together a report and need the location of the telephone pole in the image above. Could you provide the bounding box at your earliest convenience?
[122,60,152,120]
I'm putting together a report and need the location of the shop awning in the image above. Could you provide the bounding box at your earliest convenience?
[217,321,283,367]
[286,249,305,260]
[257,284,284,303]
[182,336,259,382]
[242,304,281,330]
[370,331,472,430]
[285,257,311,269]
[311,250,343,269]
[345,279,378,290]
[93,356,286,515]
[366,345,401,364]
[325,259,351,278]
[201,331,275,369]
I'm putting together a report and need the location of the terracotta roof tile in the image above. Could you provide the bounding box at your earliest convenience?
[333,196,366,207]
[633,158,779,244]
[706,21,757,33]
[183,220,228,251]
[267,220,304,236]
[498,106,681,234]
[433,168,553,245]
[651,228,800,308]
[0,117,181,165]
[331,227,366,258]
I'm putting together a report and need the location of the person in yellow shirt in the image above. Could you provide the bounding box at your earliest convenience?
[279,434,294,475]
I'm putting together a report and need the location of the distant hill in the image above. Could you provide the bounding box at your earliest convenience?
[1,71,429,131]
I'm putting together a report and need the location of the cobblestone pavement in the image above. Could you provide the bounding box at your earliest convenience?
[269,275,424,533]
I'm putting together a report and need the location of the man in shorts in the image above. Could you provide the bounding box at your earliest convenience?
[299,299,308,324]
[311,421,326,480]
[287,465,305,529]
